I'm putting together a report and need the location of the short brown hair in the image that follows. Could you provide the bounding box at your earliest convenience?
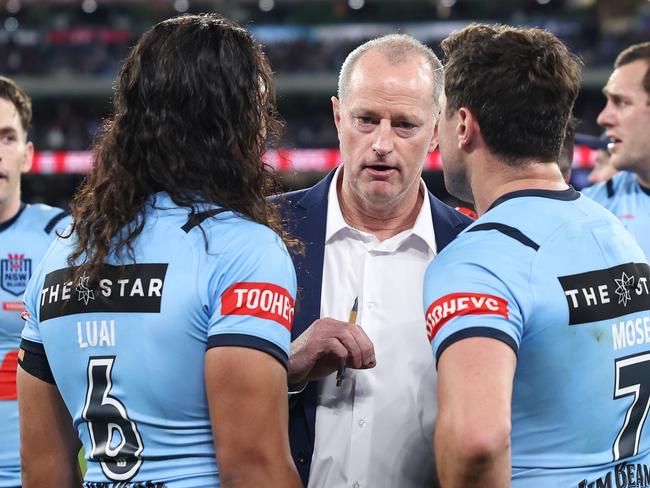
[615,42,650,99]
[558,115,577,180]
[0,76,32,134]
[441,23,582,165]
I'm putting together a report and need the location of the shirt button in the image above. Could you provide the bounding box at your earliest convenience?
[352,482,360,488]
[366,302,375,309]
[358,419,366,427]
[297,450,308,464]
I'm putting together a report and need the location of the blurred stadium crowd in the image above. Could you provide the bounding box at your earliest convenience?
[1,0,648,205]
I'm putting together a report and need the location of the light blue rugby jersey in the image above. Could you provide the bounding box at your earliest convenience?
[424,187,650,488]
[0,203,70,488]
[20,192,296,487]
[583,171,650,260]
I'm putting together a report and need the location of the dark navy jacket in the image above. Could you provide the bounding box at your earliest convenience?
[275,170,472,485]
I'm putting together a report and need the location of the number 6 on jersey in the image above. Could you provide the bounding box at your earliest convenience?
[83,356,144,481]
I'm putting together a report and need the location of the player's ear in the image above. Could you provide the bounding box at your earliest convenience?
[428,119,439,153]
[21,141,34,174]
[332,96,341,134]
[456,108,476,150]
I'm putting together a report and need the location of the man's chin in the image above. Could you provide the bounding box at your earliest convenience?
[610,154,635,173]
[443,175,472,205]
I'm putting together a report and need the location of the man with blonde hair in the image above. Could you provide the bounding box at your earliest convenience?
[278,34,471,487]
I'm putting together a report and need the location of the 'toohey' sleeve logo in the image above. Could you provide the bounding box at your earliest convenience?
[426,292,509,342]
[221,282,295,331]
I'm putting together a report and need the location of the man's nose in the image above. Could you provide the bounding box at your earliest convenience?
[371,120,394,158]
[597,102,615,128]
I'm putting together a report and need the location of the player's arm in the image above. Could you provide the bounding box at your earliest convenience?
[435,336,516,488]
[206,346,301,488]
[17,365,83,488]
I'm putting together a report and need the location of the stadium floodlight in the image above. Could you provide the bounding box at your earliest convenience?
[6,0,21,15]
[259,0,274,12]
[349,0,365,10]
[81,0,97,14]
[4,17,18,32]
[174,0,189,13]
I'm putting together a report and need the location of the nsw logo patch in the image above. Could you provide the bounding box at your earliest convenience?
[0,253,32,297]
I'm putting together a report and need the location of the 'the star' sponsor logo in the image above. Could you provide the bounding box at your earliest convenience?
[614,272,635,307]
[75,274,95,306]
[39,264,168,320]
[558,263,650,325]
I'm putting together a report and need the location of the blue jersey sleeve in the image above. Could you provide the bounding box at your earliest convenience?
[20,245,51,345]
[203,222,296,367]
[423,246,530,365]
[19,209,73,342]
[21,231,73,346]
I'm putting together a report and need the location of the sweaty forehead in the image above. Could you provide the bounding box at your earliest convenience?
[605,61,647,97]
[347,51,435,106]
[0,97,23,132]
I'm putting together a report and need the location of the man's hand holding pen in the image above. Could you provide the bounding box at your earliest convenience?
[336,297,359,386]
[287,313,376,389]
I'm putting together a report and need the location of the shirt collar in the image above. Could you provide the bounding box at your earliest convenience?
[488,186,580,211]
[411,184,437,253]
[636,177,650,197]
[325,166,349,242]
[0,202,26,233]
[325,165,437,253]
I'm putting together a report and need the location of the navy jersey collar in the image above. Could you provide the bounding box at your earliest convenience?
[0,202,26,233]
[488,186,580,211]
[638,180,650,197]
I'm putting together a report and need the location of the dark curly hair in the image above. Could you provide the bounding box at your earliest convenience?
[68,13,292,284]
[441,23,582,165]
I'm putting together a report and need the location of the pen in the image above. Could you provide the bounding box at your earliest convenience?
[336,296,358,387]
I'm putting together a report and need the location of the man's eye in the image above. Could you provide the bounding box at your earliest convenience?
[0,135,16,144]
[398,122,415,130]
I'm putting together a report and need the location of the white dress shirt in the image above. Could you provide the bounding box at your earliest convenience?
[308,167,439,488]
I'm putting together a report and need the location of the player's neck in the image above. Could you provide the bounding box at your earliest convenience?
[471,159,568,216]
[0,196,22,225]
